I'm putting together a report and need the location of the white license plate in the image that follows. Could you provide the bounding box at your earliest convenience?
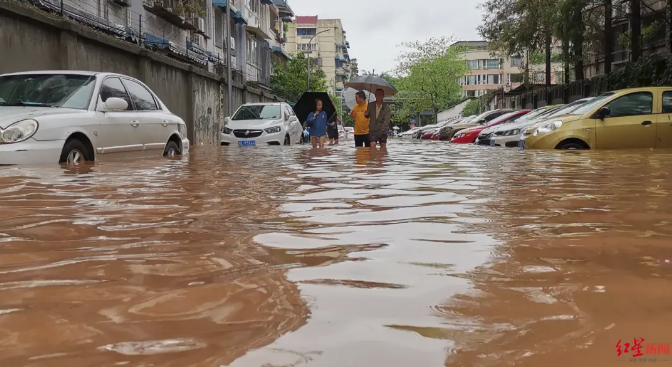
[238,140,256,147]
[489,139,495,146]
[518,140,525,150]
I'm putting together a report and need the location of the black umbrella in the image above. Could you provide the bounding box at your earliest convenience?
[293,91,336,124]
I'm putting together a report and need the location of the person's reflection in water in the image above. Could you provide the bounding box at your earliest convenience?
[354,147,385,174]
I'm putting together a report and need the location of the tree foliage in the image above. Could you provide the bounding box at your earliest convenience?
[270,53,327,103]
[461,99,481,117]
[389,37,469,122]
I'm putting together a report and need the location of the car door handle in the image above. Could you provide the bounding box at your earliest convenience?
[131,120,139,127]
[642,121,653,126]
[161,120,168,127]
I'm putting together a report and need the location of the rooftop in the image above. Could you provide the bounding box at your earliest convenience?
[296,15,317,24]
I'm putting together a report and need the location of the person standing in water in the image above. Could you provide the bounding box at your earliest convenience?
[366,88,392,150]
[349,91,370,148]
[306,99,329,149]
[327,113,343,145]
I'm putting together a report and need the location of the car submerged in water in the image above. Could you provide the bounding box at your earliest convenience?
[0,70,189,165]
[220,102,304,146]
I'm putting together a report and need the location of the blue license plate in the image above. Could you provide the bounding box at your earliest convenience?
[489,139,495,146]
[238,140,256,147]
[518,140,525,149]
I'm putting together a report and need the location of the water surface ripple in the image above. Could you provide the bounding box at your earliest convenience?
[0,142,671,367]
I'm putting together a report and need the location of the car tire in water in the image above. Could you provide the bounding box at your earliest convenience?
[557,141,586,150]
[164,140,180,158]
[284,135,291,146]
[59,139,93,165]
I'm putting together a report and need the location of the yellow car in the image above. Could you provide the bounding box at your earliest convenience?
[522,87,672,150]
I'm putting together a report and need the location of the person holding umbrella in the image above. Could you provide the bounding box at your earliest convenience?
[367,88,392,150]
[305,99,329,149]
[345,74,397,149]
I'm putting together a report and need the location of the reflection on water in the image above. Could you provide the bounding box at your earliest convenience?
[1,143,671,366]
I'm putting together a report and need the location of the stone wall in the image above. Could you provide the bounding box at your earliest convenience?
[0,0,280,145]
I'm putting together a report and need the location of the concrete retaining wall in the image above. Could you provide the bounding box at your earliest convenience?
[0,0,280,145]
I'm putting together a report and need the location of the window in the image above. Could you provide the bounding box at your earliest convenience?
[466,75,477,85]
[246,36,258,65]
[485,74,500,85]
[605,92,653,118]
[486,59,500,69]
[297,28,316,36]
[122,79,158,111]
[510,73,524,83]
[533,72,545,83]
[662,91,672,113]
[467,60,479,70]
[100,77,132,111]
[511,56,523,67]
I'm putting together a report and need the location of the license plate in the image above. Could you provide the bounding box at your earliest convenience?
[238,140,256,147]
[489,139,495,146]
[518,140,525,150]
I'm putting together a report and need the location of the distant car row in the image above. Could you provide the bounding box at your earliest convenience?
[400,86,672,150]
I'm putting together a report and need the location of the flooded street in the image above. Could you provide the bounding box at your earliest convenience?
[1,140,671,367]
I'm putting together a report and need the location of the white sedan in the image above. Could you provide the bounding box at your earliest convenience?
[0,70,189,165]
[220,102,303,147]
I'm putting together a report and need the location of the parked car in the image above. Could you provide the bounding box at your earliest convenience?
[221,102,303,146]
[490,98,596,148]
[0,70,189,165]
[421,128,437,139]
[413,124,437,139]
[488,104,566,147]
[518,98,595,147]
[522,88,669,150]
[436,116,475,140]
[474,106,558,145]
[451,110,531,144]
[440,109,513,141]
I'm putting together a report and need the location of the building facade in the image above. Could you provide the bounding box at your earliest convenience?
[285,16,353,94]
[453,41,563,98]
[38,0,292,87]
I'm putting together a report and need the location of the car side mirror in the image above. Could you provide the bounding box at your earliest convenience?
[104,97,128,112]
[597,106,610,120]
[224,117,230,124]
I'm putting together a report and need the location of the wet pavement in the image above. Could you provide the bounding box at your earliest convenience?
[1,140,671,367]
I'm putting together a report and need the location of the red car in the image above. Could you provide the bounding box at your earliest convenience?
[421,129,437,139]
[450,110,531,144]
[431,131,440,140]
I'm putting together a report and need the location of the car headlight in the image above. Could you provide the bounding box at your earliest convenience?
[222,127,232,134]
[264,126,282,134]
[0,119,38,144]
[533,120,563,137]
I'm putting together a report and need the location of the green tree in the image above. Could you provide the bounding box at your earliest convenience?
[392,37,469,123]
[270,53,327,103]
[461,99,481,116]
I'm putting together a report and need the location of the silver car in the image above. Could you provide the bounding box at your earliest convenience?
[0,70,189,165]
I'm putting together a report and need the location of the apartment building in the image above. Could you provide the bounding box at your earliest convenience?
[285,16,353,94]
[453,41,563,98]
[582,0,667,78]
[40,0,292,86]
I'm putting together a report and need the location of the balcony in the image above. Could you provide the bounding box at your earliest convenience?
[142,0,198,30]
[109,0,131,7]
[271,0,294,17]
[336,67,346,76]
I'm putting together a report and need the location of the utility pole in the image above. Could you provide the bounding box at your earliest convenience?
[226,2,233,116]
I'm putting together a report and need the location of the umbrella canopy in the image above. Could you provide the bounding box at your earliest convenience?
[342,87,376,109]
[393,126,400,130]
[345,75,397,96]
[292,92,336,123]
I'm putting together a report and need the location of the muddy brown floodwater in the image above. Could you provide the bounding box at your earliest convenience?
[0,141,671,367]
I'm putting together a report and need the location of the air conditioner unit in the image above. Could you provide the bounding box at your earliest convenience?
[194,17,205,32]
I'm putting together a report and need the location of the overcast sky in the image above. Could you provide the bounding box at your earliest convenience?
[288,0,483,74]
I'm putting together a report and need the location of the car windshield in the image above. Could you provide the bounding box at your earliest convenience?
[232,104,281,120]
[0,73,96,109]
[486,112,520,126]
[568,93,615,115]
[547,99,593,117]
